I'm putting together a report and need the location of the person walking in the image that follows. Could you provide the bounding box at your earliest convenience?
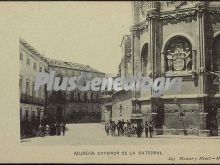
[46,124,50,136]
[149,121,154,138]
[136,121,143,138]
[121,119,125,136]
[39,124,44,137]
[111,121,117,136]
[55,122,61,136]
[144,121,149,138]
[105,122,110,136]
[116,120,121,136]
[61,122,66,136]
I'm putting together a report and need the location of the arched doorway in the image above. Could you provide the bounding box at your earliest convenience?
[141,43,148,75]
[163,36,192,72]
[212,34,220,71]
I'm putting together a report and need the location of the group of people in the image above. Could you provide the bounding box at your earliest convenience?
[20,116,67,138]
[39,122,66,137]
[105,119,154,138]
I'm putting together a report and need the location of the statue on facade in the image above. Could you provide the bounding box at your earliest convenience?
[184,47,192,71]
[165,37,193,72]
[166,46,193,72]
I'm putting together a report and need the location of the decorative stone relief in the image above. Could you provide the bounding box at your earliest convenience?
[140,1,151,17]
[165,37,193,72]
[208,9,220,24]
[160,11,197,25]
[164,104,200,113]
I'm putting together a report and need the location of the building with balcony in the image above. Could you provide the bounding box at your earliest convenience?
[111,1,220,136]
[19,38,106,137]
[45,58,105,124]
[19,38,48,137]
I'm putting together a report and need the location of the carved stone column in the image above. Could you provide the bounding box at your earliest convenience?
[192,50,197,71]
[133,30,141,76]
[196,6,206,94]
[147,16,156,77]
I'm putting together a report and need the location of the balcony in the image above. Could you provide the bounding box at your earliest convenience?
[20,93,45,106]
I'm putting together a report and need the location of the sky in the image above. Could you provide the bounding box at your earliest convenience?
[1,2,132,75]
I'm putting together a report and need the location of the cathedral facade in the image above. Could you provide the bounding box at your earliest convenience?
[111,1,220,136]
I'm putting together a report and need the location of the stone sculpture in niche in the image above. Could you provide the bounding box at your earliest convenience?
[165,37,192,72]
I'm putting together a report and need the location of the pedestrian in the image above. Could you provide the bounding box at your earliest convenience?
[39,124,44,137]
[61,122,66,136]
[52,123,56,136]
[126,120,131,137]
[105,122,110,136]
[49,124,53,136]
[116,120,121,136]
[111,121,116,136]
[136,121,143,138]
[144,121,149,138]
[149,121,154,138]
[46,124,50,136]
[117,120,123,136]
[121,119,125,136]
[55,122,61,136]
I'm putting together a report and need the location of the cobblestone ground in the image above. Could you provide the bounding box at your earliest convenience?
[21,123,220,146]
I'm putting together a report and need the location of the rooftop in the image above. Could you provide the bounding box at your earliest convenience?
[19,37,104,74]
[19,37,47,62]
[46,58,104,74]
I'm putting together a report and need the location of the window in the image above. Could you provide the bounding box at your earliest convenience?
[39,66,43,72]
[26,80,30,96]
[31,111,36,121]
[33,62,37,71]
[141,43,148,75]
[32,83,35,98]
[38,86,42,98]
[41,86,45,98]
[119,105,122,117]
[65,69,68,76]
[25,110,29,122]
[19,78,23,94]
[56,68,61,75]
[20,53,23,61]
[26,58,30,66]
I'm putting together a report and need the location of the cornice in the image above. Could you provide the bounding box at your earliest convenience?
[130,20,148,32]
[159,9,197,23]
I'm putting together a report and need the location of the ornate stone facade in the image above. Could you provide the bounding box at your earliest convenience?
[113,1,220,136]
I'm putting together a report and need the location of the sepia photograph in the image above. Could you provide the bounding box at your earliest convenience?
[1,1,220,163]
